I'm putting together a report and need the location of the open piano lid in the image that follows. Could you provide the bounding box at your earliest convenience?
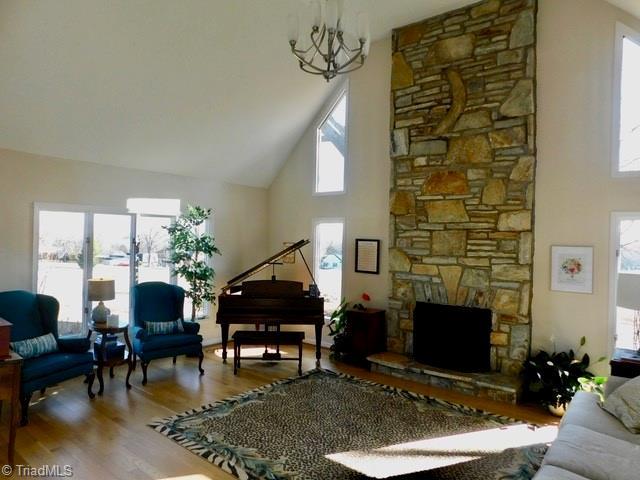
[220,239,311,294]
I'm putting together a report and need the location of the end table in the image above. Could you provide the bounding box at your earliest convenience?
[0,352,22,466]
[610,348,640,378]
[87,319,134,394]
[343,308,386,366]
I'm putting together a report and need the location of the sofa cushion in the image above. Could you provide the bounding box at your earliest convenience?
[23,352,94,381]
[561,391,640,445]
[11,332,58,359]
[602,375,640,433]
[605,375,630,397]
[542,424,640,480]
[135,333,202,354]
[533,465,589,480]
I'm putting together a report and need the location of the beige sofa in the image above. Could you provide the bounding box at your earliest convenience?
[534,376,640,479]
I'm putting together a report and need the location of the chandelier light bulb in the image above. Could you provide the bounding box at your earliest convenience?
[337,0,345,26]
[287,13,299,43]
[312,0,322,28]
[363,39,370,57]
[325,0,338,31]
[357,12,369,42]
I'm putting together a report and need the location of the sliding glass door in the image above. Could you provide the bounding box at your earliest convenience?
[92,214,135,323]
[37,211,86,336]
[35,206,135,334]
[34,203,212,329]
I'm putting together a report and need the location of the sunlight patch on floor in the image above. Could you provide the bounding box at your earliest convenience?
[325,424,558,479]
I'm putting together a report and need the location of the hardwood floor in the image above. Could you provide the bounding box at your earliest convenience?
[0,345,558,479]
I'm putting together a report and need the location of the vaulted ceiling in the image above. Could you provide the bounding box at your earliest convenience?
[605,0,640,19]
[1,1,638,187]
[0,0,480,187]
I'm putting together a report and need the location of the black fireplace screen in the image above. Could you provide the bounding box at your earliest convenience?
[413,302,492,372]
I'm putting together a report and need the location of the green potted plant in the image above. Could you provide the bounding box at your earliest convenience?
[327,298,348,360]
[578,376,608,402]
[523,336,605,416]
[164,205,220,321]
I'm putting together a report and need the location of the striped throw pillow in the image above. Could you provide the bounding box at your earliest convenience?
[11,333,59,359]
[145,319,184,335]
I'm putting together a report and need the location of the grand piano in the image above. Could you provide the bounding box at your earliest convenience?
[216,239,325,365]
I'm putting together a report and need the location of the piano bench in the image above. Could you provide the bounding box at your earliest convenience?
[232,330,305,376]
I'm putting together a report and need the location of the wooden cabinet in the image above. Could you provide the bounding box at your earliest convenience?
[610,348,640,378]
[342,308,386,366]
[0,352,22,466]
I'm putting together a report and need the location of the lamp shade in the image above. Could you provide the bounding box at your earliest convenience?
[617,273,640,310]
[88,279,115,301]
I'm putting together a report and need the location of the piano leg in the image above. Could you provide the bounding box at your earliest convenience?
[315,322,322,367]
[221,323,229,363]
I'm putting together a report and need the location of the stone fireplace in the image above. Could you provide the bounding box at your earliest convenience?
[386,0,537,378]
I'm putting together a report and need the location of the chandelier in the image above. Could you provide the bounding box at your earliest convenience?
[287,0,370,82]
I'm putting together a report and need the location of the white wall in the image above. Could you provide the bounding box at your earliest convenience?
[533,0,640,372]
[268,38,392,346]
[268,0,640,371]
[0,148,269,343]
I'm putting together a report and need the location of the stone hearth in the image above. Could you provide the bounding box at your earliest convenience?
[368,352,522,404]
[388,0,537,377]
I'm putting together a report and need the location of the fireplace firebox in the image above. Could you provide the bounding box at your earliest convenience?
[413,302,492,373]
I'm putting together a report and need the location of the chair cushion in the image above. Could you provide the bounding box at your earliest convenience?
[135,333,202,354]
[0,290,44,341]
[23,363,94,396]
[57,336,91,353]
[22,352,94,382]
[11,333,58,359]
[145,319,184,335]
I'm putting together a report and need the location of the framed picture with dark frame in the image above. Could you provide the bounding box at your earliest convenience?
[355,239,380,274]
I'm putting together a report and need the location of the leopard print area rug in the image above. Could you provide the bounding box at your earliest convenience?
[150,369,547,480]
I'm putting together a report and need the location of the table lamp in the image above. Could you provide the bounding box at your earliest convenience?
[616,272,640,351]
[88,279,115,324]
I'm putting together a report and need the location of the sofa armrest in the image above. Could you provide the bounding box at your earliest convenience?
[182,321,200,335]
[57,336,91,353]
[132,325,148,341]
[605,376,631,398]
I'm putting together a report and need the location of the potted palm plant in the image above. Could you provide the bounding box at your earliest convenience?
[327,298,348,360]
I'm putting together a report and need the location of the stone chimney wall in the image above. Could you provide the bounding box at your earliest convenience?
[388,0,537,376]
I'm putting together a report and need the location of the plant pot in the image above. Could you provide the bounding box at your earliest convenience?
[548,402,568,417]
